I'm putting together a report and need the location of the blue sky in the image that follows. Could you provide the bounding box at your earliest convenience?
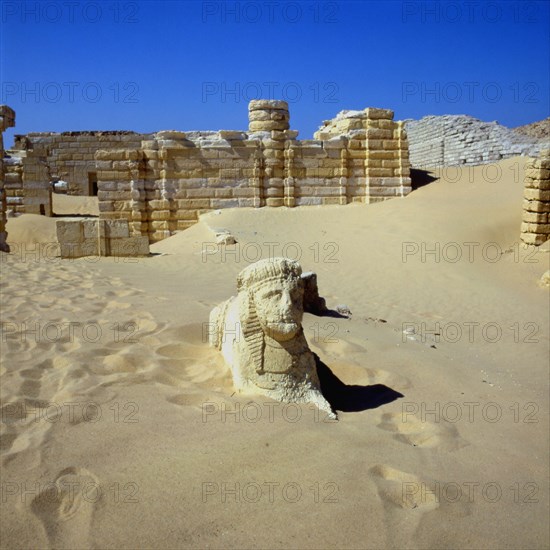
[1,0,549,147]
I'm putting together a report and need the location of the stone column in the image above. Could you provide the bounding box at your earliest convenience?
[283,141,296,207]
[396,121,412,197]
[339,147,349,205]
[521,149,550,246]
[248,100,291,207]
[0,105,16,252]
[251,145,264,207]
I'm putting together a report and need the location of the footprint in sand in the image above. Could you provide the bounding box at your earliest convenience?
[370,464,439,549]
[371,464,439,510]
[370,464,471,548]
[376,412,467,451]
[31,467,100,550]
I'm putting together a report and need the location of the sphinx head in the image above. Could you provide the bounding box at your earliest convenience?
[238,257,304,345]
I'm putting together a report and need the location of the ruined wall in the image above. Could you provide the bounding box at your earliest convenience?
[4,155,24,214]
[11,131,148,196]
[0,105,16,252]
[56,219,149,258]
[405,115,550,167]
[95,100,411,243]
[521,149,550,246]
[315,107,411,203]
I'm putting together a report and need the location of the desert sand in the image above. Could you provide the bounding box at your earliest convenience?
[0,157,548,549]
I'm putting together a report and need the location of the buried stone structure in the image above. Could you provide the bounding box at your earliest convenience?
[97,100,411,242]
[521,149,550,246]
[2,100,412,246]
[209,257,336,419]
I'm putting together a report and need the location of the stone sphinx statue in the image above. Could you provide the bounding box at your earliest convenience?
[209,257,336,419]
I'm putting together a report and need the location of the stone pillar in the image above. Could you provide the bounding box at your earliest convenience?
[338,147,349,205]
[0,105,15,252]
[283,141,296,207]
[521,149,550,246]
[248,100,290,207]
[396,121,412,196]
[251,146,264,207]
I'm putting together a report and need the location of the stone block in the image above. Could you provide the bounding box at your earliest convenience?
[249,99,289,111]
[365,108,394,120]
[265,198,284,207]
[82,219,98,239]
[177,198,211,209]
[175,209,199,221]
[523,199,549,213]
[523,211,548,223]
[524,188,550,201]
[56,220,83,243]
[211,198,239,209]
[521,232,549,246]
[105,220,130,238]
[109,236,149,257]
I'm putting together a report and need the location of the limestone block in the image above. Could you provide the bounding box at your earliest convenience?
[266,198,284,207]
[82,219,98,239]
[367,151,397,160]
[175,198,210,209]
[105,220,130,238]
[523,211,548,223]
[209,257,335,418]
[295,197,322,206]
[521,232,549,245]
[149,210,171,221]
[98,201,114,212]
[249,121,289,132]
[156,130,187,140]
[249,99,289,111]
[365,108,394,120]
[526,168,550,179]
[186,188,214,199]
[238,198,256,207]
[210,198,239,209]
[524,188,550,202]
[173,209,198,221]
[109,236,149,256]
[56,220,83,243]
[366,129,393,139]
[368,168,394,177]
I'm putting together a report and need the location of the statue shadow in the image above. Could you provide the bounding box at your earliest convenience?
[315,355,404,413]
[314,309,348,319]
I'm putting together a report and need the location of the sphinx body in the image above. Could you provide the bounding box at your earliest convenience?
[209,257,336,419]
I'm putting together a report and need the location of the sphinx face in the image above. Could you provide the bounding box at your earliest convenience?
[252,279,304,342]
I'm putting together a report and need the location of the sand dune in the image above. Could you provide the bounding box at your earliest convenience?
[0,157,548,549]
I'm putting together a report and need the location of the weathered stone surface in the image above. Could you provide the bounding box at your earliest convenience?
[209,257,336,418]
[56,219,149,258]
[8,99,411,245]
[404,115,550,168]
[521,150,550,246]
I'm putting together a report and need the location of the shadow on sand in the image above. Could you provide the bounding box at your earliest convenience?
[315,355,404,413]
[410,168,438,191]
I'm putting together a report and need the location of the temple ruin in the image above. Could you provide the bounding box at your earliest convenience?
[1,100,412,246]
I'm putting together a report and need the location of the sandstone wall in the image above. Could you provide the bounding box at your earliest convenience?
[56,219,149,258]
[95,101,411,242]
[521,149,550,246]
[0,105,16,252]
[404,115,550,167]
